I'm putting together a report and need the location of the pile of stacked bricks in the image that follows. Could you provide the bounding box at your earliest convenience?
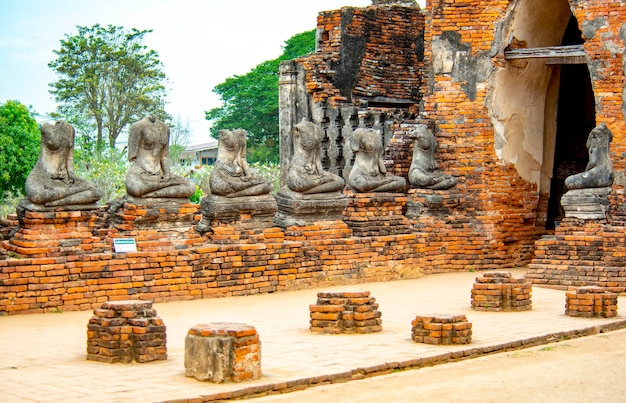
[86,300,167,363]
[184,322,261,383]
[309,290,382,334]
[411,314,472,345]
[565,286,618,318]
[471,272,532,312]
[343,192,412,237]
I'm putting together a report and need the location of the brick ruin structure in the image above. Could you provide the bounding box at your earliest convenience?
[2,0,626,315]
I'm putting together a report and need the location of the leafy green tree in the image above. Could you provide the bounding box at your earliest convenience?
[206,29,316,163]
[49,24,169,149]
[0,100,40,202]
[74,144,127,203]
[168,115,192,166]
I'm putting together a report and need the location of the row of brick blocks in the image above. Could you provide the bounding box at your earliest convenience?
[470,272,618,318]
[86,281,618,383]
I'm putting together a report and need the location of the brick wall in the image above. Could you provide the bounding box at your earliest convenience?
[3,1,626,313]
[422,0,626,289]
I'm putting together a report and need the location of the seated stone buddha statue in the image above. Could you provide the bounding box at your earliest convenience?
[24,120,103,208]
[125,116,196,200]
[347,127,406,193]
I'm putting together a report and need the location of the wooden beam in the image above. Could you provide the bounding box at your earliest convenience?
[504,44,586,64]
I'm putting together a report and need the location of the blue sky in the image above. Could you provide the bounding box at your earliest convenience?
[0,0,380,145]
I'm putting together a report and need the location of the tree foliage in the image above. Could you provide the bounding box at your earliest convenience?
[168,115,192,165]
[48,24,169,149]
[0,100,40,202]
[206,30,316,163]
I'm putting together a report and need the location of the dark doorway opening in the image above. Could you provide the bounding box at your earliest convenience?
[546,16,596,229]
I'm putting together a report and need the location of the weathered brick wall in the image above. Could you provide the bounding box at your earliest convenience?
[522,1,626,288]
[527,210,626,292]
[0,211,425,314]
[313,4,424,102]
[422,0,545,263]
[422,0,626,289]
[3,1,626,313]
[280,3,425,181]
[572,0,626,204]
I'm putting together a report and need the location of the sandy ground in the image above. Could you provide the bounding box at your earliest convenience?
[243,328,626,402]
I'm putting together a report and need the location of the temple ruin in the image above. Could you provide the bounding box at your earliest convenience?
[2,0,626,315]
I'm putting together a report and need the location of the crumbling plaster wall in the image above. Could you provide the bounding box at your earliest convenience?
[487,0,572,193]
[426,0,626,206]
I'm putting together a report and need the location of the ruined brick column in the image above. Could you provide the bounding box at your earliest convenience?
[565,286,618,318]
[87,300,167,363]
[309,290,382,334]
[411,314,472,345]
[471,272,532,312]
[184,322,261,383]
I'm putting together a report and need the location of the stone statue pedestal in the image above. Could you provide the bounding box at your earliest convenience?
[343,191,411,237]
[273,188,348,228]
[560,187,611,220]
[406,188,462,218]
[196,194,279,244]
[3,201,109,258]
[109,198,202,251]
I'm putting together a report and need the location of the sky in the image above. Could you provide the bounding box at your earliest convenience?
[0,0,424,146]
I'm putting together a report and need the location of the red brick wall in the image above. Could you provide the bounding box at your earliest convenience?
[306,4,425,104]
[0,225,424,315]
[3,1,626,313]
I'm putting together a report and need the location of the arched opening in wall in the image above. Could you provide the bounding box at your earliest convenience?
[491,0,598,231]
[545,16,596,229]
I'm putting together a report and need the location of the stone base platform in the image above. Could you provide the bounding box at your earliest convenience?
[565,286,618,318]
[309,290,382,334]
[185,322,261,383]
[343,191,411,237]
[411,314,472,345]
[471,272,532,312]
[87,300,167,363]
[561,187,611,220]
[273,188,348,228]
[4,203,109,258]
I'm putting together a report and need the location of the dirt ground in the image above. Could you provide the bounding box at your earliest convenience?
[242,328,626,402]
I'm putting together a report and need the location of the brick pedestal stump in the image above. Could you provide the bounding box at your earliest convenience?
[471,272,532,312]
[565,286,618,318]
[87,300,167,363]
[309,290,382,334]
[411,314,472,345]
[185,323,261,383]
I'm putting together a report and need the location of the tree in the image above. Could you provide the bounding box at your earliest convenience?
[49,24,169,149]
[168,115,192,166]
[206,29,316,163]
[0,100,40,202]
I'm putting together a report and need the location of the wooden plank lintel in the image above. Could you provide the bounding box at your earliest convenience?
[505,44,586,64]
